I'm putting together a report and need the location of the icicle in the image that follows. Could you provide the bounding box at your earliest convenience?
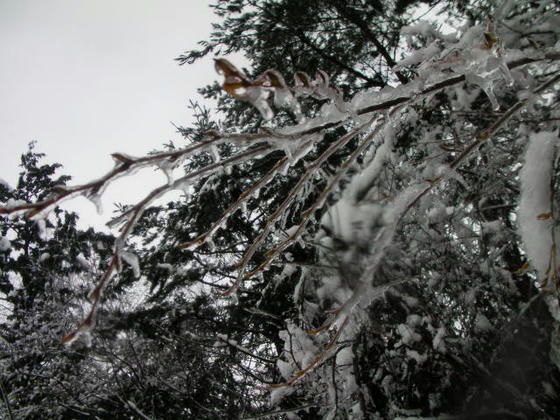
[248,86,274,120]
[290,139,315,166]
[214,58,274,120]
[278,141,293,161]
[87,193,104,215]
[83,330,93,347]
[279,163,289,176]
[263,69,304,121]
[209,144,220,162]
[121,250,141,278]
[158,160,175,186]
[396,41,441,69]
[276,88,303,121]
[206,237,216,253]
[294,71,313,98]
[492,56,515,87]
[234,85,274,120]
[465,73,500,110]
[311,70,331,100]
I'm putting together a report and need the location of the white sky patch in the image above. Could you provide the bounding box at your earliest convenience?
[0,0,216,231]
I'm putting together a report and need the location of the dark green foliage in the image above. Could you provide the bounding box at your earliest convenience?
[3,1,560,419]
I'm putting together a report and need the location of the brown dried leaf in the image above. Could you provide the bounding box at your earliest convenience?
[515,262,530,275]
[214,58,252,98]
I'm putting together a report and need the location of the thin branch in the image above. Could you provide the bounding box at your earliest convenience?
[332,3,409,84]
[216,335,276,364]
[63,144,271,344]
[245,113,390,280]
[225,118,376,295]
[181,156,290,250]
[2,54,554,221]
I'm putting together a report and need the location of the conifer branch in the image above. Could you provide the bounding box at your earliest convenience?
[1,38,556,351]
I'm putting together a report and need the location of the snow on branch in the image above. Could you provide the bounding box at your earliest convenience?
[518,131,559,289]
[1,19,559,366]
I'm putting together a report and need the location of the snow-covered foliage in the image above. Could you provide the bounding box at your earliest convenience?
[2,0,560,418]
[518,131,559,287]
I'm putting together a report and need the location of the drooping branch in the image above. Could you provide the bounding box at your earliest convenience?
[224,118,377,296]
[1,32,557,349]
[0,131,272,219]
[244,113,392,281]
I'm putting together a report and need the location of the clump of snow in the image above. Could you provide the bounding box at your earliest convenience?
[277,359,293,380]
[156,263,174,272]
[76,253,90,269]
[336,346,353,366]
[270,386,295,406]
[0,236,11,251]
[401,21,440,43]
[518,131,559,283]
[278,322,319,372]
[363,123,395,178]
[544,294,560,323]
[481,220,502,234]
[406,314,423,327]
[4,198,27,208]
[396,41,441,68]
[401,293,420,308]
[397,323,422,346]
[320,199,384,246]
[474,313,492,332]
[452,86,480,110]
[463,289,477,305]
[406,349,427,365]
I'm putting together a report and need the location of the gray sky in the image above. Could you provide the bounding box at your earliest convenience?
[0,0,216,229]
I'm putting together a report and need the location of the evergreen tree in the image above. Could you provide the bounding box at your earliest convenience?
[2,1,560,418]
[0,144,115,418]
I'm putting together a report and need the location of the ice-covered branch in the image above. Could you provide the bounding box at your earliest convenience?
[2,18,558,356]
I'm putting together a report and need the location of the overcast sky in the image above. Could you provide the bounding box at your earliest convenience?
[0,0,217,229]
